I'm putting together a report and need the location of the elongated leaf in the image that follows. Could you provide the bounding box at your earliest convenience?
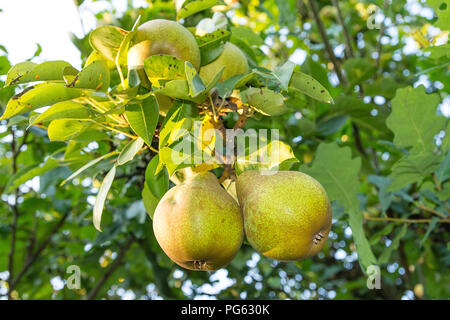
[93,166,116,231]
[242,87,288,116]
[5,60,72,86]
[64,60,110,91]
[48,119,91,141]
[177,0,218,20]
[61,151,118,186]
[216,72,255,97]
[117,137,144,165]
[125,95,159,146]
[272,61,295,92]
[30,101,97,126]
[435,151,450,183]
[0,83,83,120]
[185,61,206,97]
[289,71,333,103]
[8,158,60,191]
[142,184,159,219]
[145,155,169,199]
[378,225,408,264]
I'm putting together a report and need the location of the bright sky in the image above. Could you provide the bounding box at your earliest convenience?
[0,0,147,69]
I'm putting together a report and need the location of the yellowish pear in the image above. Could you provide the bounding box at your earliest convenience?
[236,170,332,261]
[127,19,201,70]
[199,42,249,84]
[153,172,244,271]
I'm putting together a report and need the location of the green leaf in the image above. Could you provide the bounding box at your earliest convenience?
[145,155,169,199]
[196,29,230,66]
[442,122,450,151]
[5,60,72,86]
[159,101,193,148]
[386,86,444,153]
[177,0,218,20]
[47,119,92,141]
[242,87,288,116]
[125,95,159,146]
[142,184,159,219]
[300,142,377,272]
[369,223,396,246]
[185,61,206,97]
[368,175,395,212]
[289,71,333,104]
[144,55,186,81]
[419,217,439,247]
[330,96,388,133]
[89,26,128,62]
[235,139,297,175]
[30,101,98,126]
[216,72,255,97]
[435,151,450,183]
[272,61,295,92]
[342,58,377,86]
[0,83,83,120]
[117,137,145,165]
[61,151,118,186]
[64,60,110,92]
[8,158,60,191]
[387,152,443,192]
[93,165,116,231]
[275,0,297,28]
[427,0,450,30]
[230,26,264,46]
[155,80,192,101]
[378,225,408,264]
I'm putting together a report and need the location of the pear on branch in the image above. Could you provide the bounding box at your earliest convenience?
[152,172,244,271]
[236,170,332,261]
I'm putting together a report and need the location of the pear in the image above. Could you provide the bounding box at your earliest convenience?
[127,19,201,70]
[153,172,244,271]
[199,42,249,84]
[236,170,332,261]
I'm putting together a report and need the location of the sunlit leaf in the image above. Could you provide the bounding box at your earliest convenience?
[93,165,116,231]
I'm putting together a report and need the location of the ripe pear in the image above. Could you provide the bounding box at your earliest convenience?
[236,170,332,261]
[153,172,244,271]
[127,19,201,70]
[199,42,249,84]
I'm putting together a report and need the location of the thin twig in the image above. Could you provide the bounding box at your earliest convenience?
[416,204,446,218]
[364,215,450,224]
[9,212,70,293]
[86,236,136,300]
[375,0,389,73]
[331,0,354,58]
[308,0,347,86]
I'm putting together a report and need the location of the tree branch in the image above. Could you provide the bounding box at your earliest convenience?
[364,214,450,224]
[138,238,178,299]
[331,0,354,58]
[86,235,136,300]
[308,0,347,86]
[9,212,70,293]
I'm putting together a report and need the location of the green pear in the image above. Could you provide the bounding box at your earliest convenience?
[127,19,201,70]
[199,42,249,84]
[153,172,244,271]
[236,170,332,261]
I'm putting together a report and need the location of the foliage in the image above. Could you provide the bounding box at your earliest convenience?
[0,0,449,300]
